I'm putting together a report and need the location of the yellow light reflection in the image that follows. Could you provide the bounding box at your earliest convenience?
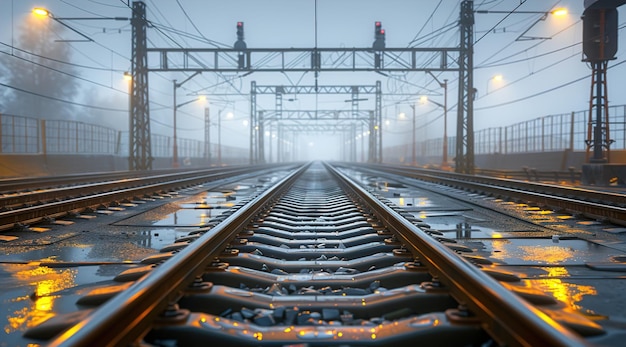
[398,197,405,206]
[520,245,574,264]
[488,239,511,260]
[5,264,77,333]
[531,267,597,312]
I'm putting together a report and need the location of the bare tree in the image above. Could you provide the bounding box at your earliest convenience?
[1,15,80,119]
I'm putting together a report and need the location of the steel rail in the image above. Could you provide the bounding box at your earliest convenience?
[0,169,172,193]
[355,164,626,207]
[0,166,260,208]
[350,163,626,225]
[325,163,590,347]
[47,163,310,347]
[0,165,291,231]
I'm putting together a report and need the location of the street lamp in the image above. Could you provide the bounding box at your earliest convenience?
[486,74,503,94]
[476,7,568,41]
[172,72,202,167]
[425,72,449,169]
[208,101,236,165]
[408,105,417,166]
[32,7,128,42]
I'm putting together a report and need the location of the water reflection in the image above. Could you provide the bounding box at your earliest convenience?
[488,241,598,313]
[4,263,76,334]
[530,267,597,312]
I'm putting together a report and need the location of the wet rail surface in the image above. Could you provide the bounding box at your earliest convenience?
[18,162,611,346]
[349,163,626,225]
[0,165,286,232]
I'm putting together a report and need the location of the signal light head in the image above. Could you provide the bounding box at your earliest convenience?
[237,21,243,27]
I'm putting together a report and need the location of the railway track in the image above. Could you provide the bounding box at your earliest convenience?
[21,162,604,346]
[0,165,284,232]
[349,163,626,225]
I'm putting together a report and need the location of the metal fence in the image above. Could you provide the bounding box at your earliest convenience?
[414,105,626,157]
[44,120,119,154]
[0,114,39,153]
[0,113,247,163]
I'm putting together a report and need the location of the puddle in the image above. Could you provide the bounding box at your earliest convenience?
[0,251,134,342]
[153,191,240,227]
[134,228,193,250]
[472,239,624,265]
[152,209,225,227]
[525,267,598,313]
[388,197,434,209]
[421,222,507,238]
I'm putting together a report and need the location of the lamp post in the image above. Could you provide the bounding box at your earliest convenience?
[172,94,204,167]
[172,72,202,167]
[218,109,223,164]
[425,72,449,168]
[208,101,236,166]
[476,7,568,41]
[486,74,503,95]
[420,94,448,168]
[32,7,128,42]
[408,105,417,166]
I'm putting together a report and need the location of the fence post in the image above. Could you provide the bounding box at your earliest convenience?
[569,111,575,151]
[116,131,122,155]
[541,117,546,152]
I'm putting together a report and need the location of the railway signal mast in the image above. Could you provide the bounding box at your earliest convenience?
[581,0,626,185]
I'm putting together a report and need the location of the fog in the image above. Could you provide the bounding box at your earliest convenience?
[1,0,623,163]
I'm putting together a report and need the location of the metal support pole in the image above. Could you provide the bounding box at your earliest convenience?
[129,1,151,170]
[204,107,210,165]
[250,81,257,164]
[368,111,376,162]
[442,79,449,168]
[376,80,382,163]
[218,109,223,165]
[455,0,475,174]
[172,80,179,168]
[410,104,416,165]
[258,111,265,163]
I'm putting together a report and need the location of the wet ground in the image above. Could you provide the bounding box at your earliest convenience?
[0,173,284,347]
[349,169,626,345]
[2,167,626,345]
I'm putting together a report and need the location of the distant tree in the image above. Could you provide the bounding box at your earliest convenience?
[0,15,80,119]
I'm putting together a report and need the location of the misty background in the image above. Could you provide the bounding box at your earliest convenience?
[1,0,623,161]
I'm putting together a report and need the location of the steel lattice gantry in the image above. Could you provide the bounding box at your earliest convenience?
[129,1,151,171]
[129,0,474,172]
[456,0,475,174]
[250,84,381,164]
[258,110,374,163]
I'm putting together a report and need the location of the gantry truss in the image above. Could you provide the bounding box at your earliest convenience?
[147,48,460,73]
[250,83,381,164]
[260,110,374,163]
[129,0,474,173]
[268,121,371,163]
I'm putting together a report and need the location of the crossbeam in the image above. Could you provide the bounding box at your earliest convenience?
[255,85,378,94]
[261,110,372,121]
[146,47,460,72]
